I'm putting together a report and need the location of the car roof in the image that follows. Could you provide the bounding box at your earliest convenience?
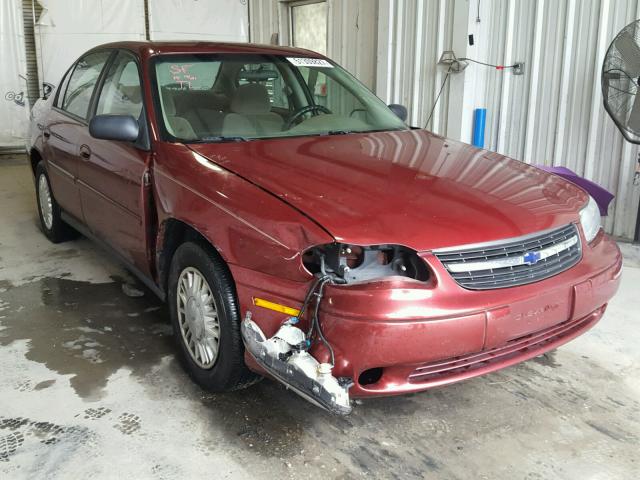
[91,41,324,59]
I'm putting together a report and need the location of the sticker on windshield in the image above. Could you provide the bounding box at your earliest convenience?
[286,57,334,68]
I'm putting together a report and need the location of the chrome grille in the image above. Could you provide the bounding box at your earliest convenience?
[433,224,582,290]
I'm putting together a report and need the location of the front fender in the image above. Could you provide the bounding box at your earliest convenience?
[153,143,333,282]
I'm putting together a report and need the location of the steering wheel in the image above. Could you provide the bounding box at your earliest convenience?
[284,104,332,130]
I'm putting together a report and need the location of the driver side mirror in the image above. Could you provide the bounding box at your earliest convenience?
[89,115,140,142]
[388,104,408,122]
[42,82,54,100]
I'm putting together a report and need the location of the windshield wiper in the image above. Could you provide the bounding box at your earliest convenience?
[325,130,355,135]
[323,127,407,136]
[189,136,250,143]
[366,127,407,133]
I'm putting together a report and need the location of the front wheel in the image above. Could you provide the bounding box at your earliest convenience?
[35,161,76,243]
[168,242,259,391]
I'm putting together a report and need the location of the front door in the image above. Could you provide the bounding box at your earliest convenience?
[77,51,152,275]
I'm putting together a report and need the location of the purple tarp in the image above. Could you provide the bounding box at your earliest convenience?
[536,165,614,216]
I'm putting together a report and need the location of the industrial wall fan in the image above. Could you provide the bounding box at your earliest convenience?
[602,19,640,143]
[603,19,640,241]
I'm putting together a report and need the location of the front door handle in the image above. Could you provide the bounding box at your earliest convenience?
[79,144,92,160]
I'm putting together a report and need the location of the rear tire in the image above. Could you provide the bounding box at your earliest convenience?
[35,162,76,243]
[168,241,260,391]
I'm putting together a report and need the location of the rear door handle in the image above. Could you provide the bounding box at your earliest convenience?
[79,144,92,159]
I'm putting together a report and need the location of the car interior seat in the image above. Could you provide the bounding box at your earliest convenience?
[172,90,227,138]
[222,83,284,137]
[160,89,197,140]
[117,85,143,117]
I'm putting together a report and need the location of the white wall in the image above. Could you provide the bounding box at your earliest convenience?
[35,0,249,89]
[34,0,146,88]
[0,0,249,147]
[0,0,31,148]
[148,0,248,41]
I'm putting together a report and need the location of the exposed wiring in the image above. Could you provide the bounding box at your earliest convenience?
[425,66,451,130]
[311,277,335,366]
[296,275,323,333]
[304,276,326,337]
[460,57,521,70]
[298,274,335,366]
[426,51,521,131]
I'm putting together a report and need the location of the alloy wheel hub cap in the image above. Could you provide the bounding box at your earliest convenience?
[38,174,53,230]
[186,297,204,339]
[177,267,220,369]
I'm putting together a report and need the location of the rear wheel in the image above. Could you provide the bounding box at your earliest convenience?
[168,241,259,391]
[35,162,76,243]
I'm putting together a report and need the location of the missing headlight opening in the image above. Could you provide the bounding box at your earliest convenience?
[303,244,430,284]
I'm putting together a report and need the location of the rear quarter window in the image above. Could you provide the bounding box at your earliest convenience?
[54,69,72,108]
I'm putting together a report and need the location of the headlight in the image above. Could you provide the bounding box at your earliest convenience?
[302,244,430,284]
[579,196,601,243]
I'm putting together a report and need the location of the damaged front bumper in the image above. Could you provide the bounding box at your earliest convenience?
[232,231,622,404]
[241,313,352,415]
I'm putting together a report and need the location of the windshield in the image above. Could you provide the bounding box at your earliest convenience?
[152,53,407,142]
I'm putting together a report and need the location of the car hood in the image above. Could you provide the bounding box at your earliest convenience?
[188,129,587,251]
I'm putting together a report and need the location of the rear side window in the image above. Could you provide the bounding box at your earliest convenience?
[96,52,143,118]
[62,51,111,119]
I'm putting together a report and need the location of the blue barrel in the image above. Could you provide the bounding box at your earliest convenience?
[472,108,487,148]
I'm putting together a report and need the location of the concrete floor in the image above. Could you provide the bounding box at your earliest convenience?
[0,155,638,480]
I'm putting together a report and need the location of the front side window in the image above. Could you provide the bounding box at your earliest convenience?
[96,52,143,118]
[153,53,406,142]
[62,51,111,119]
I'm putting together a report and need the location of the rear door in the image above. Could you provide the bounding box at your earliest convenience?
[43,50,112,221]
[77,50,152,274]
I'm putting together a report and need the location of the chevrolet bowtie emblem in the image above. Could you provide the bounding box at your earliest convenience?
[523,251,542,265]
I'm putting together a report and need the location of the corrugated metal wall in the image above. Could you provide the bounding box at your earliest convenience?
[375,0,455,134]
[463,0,640,239]
[21,0,40,107]
[250,0,640,239]
[327,0,377,88]
[249,0,377,87]
[248,0,280,45]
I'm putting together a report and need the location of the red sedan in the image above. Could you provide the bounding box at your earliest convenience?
[28,42,621,414]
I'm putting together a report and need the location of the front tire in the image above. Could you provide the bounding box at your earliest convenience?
[35,162,76,243]
[168,241,259,391]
